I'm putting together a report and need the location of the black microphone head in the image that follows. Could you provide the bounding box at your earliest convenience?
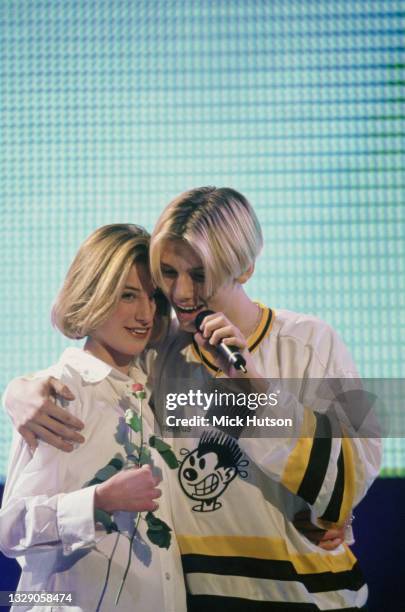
[194,309,214,330]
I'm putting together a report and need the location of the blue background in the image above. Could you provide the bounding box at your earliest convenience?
[1,1,404,609]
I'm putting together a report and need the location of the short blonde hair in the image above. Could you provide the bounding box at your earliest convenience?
[150,186,263,296]
[52,224,169,340]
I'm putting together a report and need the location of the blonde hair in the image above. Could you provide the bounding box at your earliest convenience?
[52,224,169,340]
[150,186,263,296]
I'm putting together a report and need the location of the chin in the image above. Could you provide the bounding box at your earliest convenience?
[178,320,195,333]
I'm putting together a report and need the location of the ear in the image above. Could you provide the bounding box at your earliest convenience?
[235,263,255,284]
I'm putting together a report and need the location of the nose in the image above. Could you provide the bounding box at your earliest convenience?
[173,273,195,303]
[135,296,156,324]
[183,467,198,481]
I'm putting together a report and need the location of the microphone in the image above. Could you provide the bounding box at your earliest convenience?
[194,310,247,373]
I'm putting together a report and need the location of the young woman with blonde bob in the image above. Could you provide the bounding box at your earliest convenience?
[4,188,380,611]
[0,224,186,612]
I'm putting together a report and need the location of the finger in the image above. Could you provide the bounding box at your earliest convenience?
[42,399,85,430]
[36,414,85,443]
[221,336,246,350]
[150,487,162,499]
[318,538,344,551]
[136,498,159,512]
[201,315,228,337]
[209,326,237,346]
[194,332,215,354]
[153,474,163,486]
[19,425,38,451]
[141,464,153,474]
[319,529,345,541]
[47,377,75,400]
[28,422,74,452]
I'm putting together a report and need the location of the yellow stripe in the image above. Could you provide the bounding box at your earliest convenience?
[177,535,357,574]
[281,408,317,495]
[249,304,272,351]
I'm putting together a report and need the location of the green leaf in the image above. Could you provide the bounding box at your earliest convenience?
[145,512,172,549]
[139,447,151,465]
[126,454,140,464]
[149,436,171,452]
[126,413,142,433]
[92,464,119,482]
[109,457,124,471]
[160,449,179,469]
[83,454,124,487]
[85,477,103,487]
[134,391,146,400]
[149,436,178,469]
[145,512,164,530]
[94,509,118,534]
[124,441,138,455]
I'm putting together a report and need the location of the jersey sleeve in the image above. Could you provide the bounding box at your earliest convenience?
[237,323,382,529]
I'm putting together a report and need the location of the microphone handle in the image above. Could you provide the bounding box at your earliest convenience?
[216,343,247,373]
[195,309,247,372]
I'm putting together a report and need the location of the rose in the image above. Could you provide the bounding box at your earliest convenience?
[131,382,146,400]
[132,383,144,393]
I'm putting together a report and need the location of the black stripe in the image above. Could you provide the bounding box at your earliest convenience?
[187,593,368,612]
[182,555,365,593]
[321,446,345,523]
[297,413,332,505]
[192,337,220,373]
[249,307,273,352]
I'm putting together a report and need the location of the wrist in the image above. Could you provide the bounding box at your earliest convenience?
[94,483,111,513]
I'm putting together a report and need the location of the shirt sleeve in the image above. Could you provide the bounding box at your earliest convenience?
[0,365,100,558]
[236,324,382,529]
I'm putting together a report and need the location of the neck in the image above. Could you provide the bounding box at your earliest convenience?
[224,287,261,338]
[84,337,132,376]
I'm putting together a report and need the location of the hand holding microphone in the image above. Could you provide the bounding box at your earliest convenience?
[194,310,248,374]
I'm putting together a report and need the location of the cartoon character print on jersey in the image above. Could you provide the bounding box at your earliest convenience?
[178,430,249,512]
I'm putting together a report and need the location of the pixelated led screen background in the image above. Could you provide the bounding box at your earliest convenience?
[1,1,404,479]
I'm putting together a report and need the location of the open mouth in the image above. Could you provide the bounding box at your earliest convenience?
[124,327,151,338]
[192,473,219,497]
[175,303,204,314]
[174,303,205,325]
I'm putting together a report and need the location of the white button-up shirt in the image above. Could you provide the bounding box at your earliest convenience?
[0,347,186,612]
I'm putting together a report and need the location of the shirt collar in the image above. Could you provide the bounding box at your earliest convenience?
[57,347,131,384]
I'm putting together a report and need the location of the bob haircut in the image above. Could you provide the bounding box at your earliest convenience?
[52,223,169,341]
[150,186,263,297]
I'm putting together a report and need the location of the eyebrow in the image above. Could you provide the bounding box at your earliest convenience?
[160,262,205,273]
[124,285,142,292]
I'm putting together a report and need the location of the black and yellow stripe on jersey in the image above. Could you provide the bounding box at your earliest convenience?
[178,535,366,611]
[281,410,355,529]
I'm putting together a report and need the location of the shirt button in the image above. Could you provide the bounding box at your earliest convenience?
[165,572,170,580]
